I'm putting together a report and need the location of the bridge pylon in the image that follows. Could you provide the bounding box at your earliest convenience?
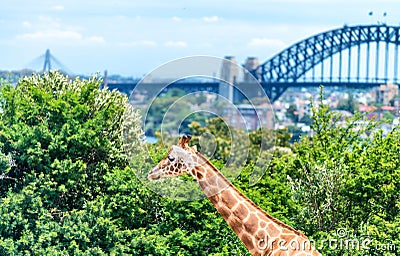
[25,49,72,74]
[43,49,52,73]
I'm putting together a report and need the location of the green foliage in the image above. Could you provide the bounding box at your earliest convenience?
[299,113,312,125]
[233,159,300,226]
[286,124,306,143]
[0,72,253,255]
[286,88,399,255]
[188,117,290,164]
[0,74,398,255]
[145,94,191,136]
[0,72,145,255]
[143,90,210,136]
[0,72,138,207]
[286,103,299,123]
[336,93,357,113]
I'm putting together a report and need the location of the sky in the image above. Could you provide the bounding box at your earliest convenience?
[0,0,399,77]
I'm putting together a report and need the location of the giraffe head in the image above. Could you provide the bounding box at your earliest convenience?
[148,135,198,180]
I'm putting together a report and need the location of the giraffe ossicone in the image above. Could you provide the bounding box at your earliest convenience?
[148,135,321,256]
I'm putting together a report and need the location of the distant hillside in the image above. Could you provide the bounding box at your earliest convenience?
[0,69,37,84]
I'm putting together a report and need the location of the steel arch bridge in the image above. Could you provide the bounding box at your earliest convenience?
[257,24,400,101]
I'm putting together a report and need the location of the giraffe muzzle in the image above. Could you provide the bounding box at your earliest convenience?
[148,167,161,180]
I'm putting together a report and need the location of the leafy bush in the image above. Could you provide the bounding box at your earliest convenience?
[0,75,398,255]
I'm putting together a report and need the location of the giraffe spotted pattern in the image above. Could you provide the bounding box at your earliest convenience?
[148,135,321,256]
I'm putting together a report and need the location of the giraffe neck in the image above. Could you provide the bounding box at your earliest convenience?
[190,153,320,256]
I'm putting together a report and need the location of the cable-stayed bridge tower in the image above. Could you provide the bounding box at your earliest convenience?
[42,49,52,72]
[26,49,72,74]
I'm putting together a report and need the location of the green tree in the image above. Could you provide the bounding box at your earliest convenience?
[285,88,399,255]
[1,73,398,255]
[0,72,252,255]
[286,103,299,123]
[299,113,312,125]
[0,72,141,208]
[286,124,305,143]
[336,93,357,113]
[144,91,210,136]
[0,71,144,254]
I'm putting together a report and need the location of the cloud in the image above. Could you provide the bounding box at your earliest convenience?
[22,21,31,28]
[202,16,222,22]
[87,36,105,43]
[172,16,182,22]
[119,40,157,47]
[247,37,286,48]
[164,40,187,47]
[52,5,65,11]
[37,15,62,29]
[16,29,105,45]
[38,15,57,23]
[17,30,82,40]
[15,15,105,44]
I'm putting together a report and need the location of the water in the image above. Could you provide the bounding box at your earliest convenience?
[145,136,158,144]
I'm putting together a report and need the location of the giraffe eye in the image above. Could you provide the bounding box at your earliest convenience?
[168,155,175,161]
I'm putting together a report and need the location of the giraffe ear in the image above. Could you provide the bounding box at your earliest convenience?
[192,145,197,152]
[178,134,192,148]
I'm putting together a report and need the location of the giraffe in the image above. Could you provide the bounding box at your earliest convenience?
[148,135,321,256]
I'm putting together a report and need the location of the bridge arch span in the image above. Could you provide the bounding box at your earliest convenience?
[260,24,400,84]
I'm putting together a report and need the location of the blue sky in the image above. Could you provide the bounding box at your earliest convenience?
[0,0,398,77]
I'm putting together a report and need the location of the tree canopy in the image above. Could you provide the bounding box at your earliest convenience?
[0,74,398,255]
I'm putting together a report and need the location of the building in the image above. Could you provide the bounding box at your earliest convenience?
[224,103,275,131]
[294,99,311,120]
[219,56,239,102]
[220,56,239,84]
[374,83,399,105]
[243,57,260,82]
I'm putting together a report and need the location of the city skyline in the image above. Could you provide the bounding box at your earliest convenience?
[0,0,398,77]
